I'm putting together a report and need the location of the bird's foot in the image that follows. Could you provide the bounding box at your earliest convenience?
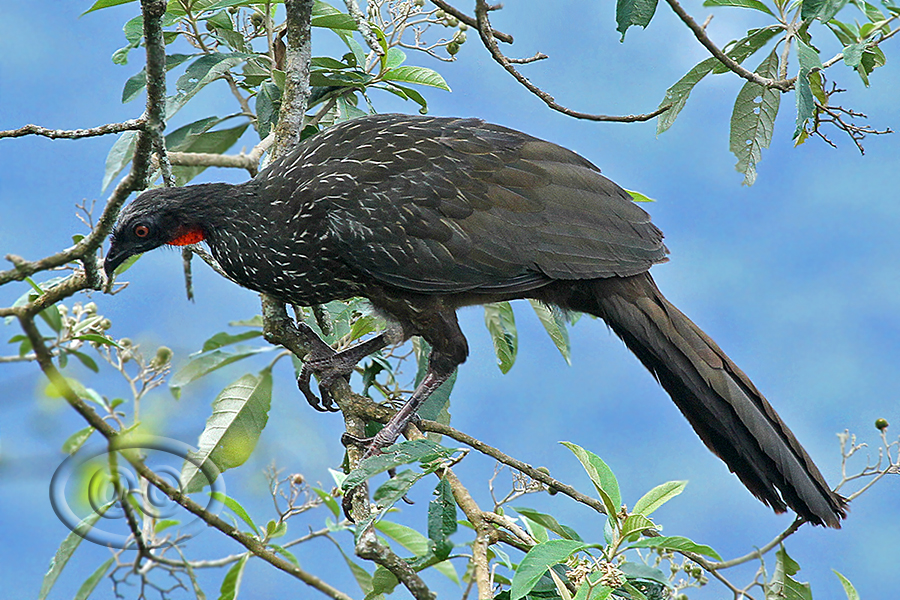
[296,331,391,412]
[297,351,356,412]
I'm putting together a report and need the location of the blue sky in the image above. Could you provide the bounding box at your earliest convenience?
[1,2,898,599]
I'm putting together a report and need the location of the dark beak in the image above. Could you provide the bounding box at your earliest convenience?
[103,246,130,278]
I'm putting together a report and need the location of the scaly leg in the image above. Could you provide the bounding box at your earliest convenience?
[293,322,390,412]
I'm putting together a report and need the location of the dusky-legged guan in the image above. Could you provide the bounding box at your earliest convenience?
[104,114,846,527]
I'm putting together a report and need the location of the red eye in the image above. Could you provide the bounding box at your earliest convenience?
[134,224,150,238]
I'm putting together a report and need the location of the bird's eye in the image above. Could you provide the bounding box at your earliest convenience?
[134,224,150,238]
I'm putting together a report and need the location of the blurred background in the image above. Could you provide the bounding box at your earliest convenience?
[1,2,898,598]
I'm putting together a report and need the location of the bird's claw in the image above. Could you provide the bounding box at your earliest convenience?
[296,352,355,413]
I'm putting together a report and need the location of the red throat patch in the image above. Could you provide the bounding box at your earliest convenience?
[168,227,205,246]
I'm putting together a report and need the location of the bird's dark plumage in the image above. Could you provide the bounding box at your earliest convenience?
[106,113,846,527]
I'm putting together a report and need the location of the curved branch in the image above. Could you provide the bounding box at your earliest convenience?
[663,0,793,91]
[431,0,513,44]
[473,0,671,122]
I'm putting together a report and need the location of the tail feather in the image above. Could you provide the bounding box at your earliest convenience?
[556,273,847,527]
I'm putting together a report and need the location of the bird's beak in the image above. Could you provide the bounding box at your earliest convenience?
[103,246,130,278]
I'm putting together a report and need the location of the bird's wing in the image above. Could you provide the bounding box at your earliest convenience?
[312,115,669,294]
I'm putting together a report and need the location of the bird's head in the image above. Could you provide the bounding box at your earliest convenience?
[104,186,210,278]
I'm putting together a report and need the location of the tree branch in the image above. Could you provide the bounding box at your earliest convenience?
[344,0,385,56]
[663,0,792,91]
[473,0,670,122]
[431,0,512,43]
[166,130,273,177]
[0,119,146,140]
[273,0,315,155]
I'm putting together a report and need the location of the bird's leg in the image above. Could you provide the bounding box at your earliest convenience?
[369,371,448,455]
[296,328,390,412]
[341,368,454,521]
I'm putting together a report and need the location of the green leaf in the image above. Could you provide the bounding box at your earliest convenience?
[729,47,781,185]
[266,519,288,539]
[256,80,282,139]
[218,554,249,600]
[38,500,114,600]
[375,520,431,555]
[180,371,272,493]
[512,506,582,541]
[170,122,251,185]
[616,0,660,39]
[102,130,138,191]
[703,0,775,16]
[331,542,374,594]
[74,333,120,348]
[210,491,260,536]
[381,47,406,72]
[625,189,655,203]
[802,0,849,21]
[371,566,400,596]
[341,439,458,491]
[122,53,193,103]
[629,535,722,560]
[657,26,779,133]
[169,346,271,397]
[168,53,252,118]
[336,93,367,121]
[62,426,95,455]
[833,570,859,600]
[372,469,425,510]
[619,514,657,539]
[387,83,430,114]
[38,304,63,333]
[376,520,460,583]
[574,578,614,600]
[632,480,686,517]
[484,302,517,373]
[68,350,100,373]
[510,539,588,600]
[201,330,264,352]
[82,0,137,14]
[312,56,355,70]
[313,487,341,519]
[413,338,455,424]
[528,300,571,365]
[347,314,381,343]
[270,544,301,569]
[520,513,550,544]
[312,13,358,30]
[842,41,865,68]
[793,39,822,141]
[154,519,180,533]
[619,561,670,584]
[73,557,114,600]
[428,477,457,558]
[767,547,811,600]
[382,65,451,90]
[560,441,621,518]
[46,376,105,406]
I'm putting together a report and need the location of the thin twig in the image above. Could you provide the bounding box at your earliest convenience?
[663,0,792,91]
[431,0,512,43]
[473,0,670,122]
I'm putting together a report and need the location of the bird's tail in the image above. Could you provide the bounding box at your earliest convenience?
[555,272,846,527]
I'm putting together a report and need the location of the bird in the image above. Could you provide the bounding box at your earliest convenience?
[104,113,846,527]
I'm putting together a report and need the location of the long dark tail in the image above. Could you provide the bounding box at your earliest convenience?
[551,272,846,527]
